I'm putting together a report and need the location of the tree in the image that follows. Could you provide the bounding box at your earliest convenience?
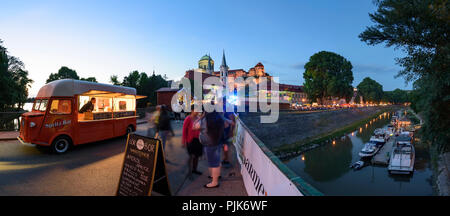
[111,71,169,107]
[122,70,141,89]
[303,51,354,104]
[46,66,97,83]
[0,39,33,111]
[359,0,450,151]
[46,66,79,83]
[383,89,409,104]
[357,77,384,104]
[80,77,98,83]
[110,75,121,85]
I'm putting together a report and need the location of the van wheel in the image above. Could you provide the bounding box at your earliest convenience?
[126,126,134,135]
[51,136,71,154]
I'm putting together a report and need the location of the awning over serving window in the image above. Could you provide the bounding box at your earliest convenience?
[81,90,147,100]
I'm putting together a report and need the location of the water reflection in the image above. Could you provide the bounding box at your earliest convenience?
[0,102,32,131]
[286,112,434,195]
[303,136,352,182]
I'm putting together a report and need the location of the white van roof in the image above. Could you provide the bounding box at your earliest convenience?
[36,79,136,97]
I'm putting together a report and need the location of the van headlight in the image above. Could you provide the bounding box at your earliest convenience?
[29,122,36,128]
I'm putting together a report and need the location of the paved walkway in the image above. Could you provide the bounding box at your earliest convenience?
[0,118,247,196]
[135,120,247,196]
[0,131,19,141]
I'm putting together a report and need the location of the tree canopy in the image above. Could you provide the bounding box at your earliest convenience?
[110,71,169,107]
[359,0,450,151]
[0,40,33,111]
[46,66,97,83]
[383,89,410,104]
[357,77,384,104]
[303,51,354,104]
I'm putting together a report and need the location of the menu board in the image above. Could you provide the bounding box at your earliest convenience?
[116,133,171,196]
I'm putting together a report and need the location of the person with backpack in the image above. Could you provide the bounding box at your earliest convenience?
[196,110,224,188]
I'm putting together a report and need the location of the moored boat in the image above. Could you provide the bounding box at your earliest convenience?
[388,135,415,174]
[359,142,380,157]
[370,128,388,146]
[350,161,365,170]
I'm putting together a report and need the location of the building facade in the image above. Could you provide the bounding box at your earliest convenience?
[182,52,308,109]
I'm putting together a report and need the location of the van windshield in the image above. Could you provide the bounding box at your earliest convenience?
[38,99,48,112]
[33,100,41,110]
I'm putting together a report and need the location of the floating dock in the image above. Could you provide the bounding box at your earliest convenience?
[372,138,395,166]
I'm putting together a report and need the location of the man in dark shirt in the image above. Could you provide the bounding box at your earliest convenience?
[79,98,96,113]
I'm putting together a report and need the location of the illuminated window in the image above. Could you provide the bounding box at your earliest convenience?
[114,97,135,111]
[95,97,113,112]
[50,99,71,114]
[79,96,91,111]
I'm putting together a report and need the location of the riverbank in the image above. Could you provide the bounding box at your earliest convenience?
[275,108,396,159]
[435,152,450,196]
[240,106,400,157]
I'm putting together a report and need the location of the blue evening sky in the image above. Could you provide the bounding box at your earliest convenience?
[1,0,412,96]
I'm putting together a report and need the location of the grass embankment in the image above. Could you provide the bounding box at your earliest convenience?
[273,106,398,157]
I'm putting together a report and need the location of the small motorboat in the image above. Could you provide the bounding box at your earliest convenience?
[350,161,364,170]
[359,142,379,157]
[370,128,388,146]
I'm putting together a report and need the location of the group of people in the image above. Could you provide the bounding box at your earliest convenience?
[148,103,235,189]
[182,104,235,188]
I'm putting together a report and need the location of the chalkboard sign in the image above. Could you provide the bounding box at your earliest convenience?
[116,133,171,196]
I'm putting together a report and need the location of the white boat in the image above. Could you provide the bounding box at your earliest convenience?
[359,142,380,157]
[350,161,364,170]
[386,125,395,137]
[388,135,415,174]
[370,128,388,146]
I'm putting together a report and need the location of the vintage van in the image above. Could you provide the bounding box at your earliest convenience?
[18,79,145,154]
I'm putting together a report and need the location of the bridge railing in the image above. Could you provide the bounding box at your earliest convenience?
[232,114,323,196]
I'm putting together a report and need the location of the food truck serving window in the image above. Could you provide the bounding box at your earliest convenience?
[50,99,71,114]
[113,96,136,118]
[114,97,135,111]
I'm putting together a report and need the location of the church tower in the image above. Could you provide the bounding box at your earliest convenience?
[220,50,229,86]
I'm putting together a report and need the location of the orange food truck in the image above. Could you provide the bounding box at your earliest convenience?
[18,79,145,154]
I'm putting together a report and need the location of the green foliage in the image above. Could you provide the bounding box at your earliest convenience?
[110,71,169,107]
[0,40,33,111]
[359,0,450,151]
[357,77,384,103]
[80,77,98,83]
[303,51,354,104]
[383,88,410,104]
[46,66,98,83]
[110,75,121,86]
[46,66,79,83]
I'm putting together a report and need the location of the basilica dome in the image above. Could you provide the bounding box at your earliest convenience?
[198,54,214,72]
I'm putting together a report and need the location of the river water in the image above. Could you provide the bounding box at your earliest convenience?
[0,103,34,131]
[284,112,435,196]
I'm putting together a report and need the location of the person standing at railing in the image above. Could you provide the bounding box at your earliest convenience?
[221,111,235,168]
